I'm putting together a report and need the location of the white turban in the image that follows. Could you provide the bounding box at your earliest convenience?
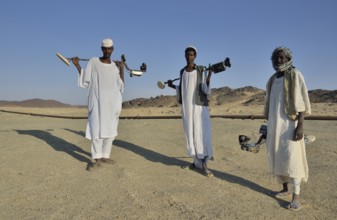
[271,47,293,72]
[102,38,113,47]
[271,47,293,61]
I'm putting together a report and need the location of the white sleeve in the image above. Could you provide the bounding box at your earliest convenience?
[201,69,211,95]
[78,59,92,88]
[77,69,86,88]
[294,70,311,115]
[175,86,180,103]
[117,77,124,93]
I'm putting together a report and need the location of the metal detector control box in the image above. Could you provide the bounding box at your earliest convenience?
[207,57,231,74]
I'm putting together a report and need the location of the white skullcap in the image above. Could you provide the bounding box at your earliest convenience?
[102,38,113,47]
[186,46,197,53]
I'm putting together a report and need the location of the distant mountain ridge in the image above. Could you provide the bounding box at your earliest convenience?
[0,87,336,108]
[0,98,83,108]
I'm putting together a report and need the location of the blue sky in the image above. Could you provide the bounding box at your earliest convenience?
[0,0,336,105]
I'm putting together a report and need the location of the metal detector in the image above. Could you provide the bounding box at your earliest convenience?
[157,57,231,89]
[56,52,147,77]
[239,125,316,153]
[239,125,267,153]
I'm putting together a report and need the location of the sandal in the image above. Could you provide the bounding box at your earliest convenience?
[287,200,301,211]
[181,163,196,170]
[101,158,115,164]
[203,169,214,177]
[86,161,101,171]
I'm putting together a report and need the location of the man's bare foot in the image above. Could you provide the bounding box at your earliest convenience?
[86,160,102,171]
[101,158,115,164]
[267,182,291,197]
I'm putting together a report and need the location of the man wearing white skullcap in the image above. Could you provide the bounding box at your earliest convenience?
[264,47,311,210]
[71,38,124,171]
[167,46,214,177]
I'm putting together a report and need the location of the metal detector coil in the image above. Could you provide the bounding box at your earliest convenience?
[157,81,165,89]
[239,125,267,153]
[121,54,147,77]
[157,77,180,89]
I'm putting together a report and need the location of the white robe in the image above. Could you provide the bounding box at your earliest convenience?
[78,57,124,140]
[177,69,212,168]
[266,70,310,182]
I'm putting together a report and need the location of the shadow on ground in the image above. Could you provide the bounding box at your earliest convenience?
[114,139,286,207]
[15,129,91,163]
[63,128,86,137]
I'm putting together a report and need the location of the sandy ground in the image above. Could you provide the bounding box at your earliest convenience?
[0,106,337,220]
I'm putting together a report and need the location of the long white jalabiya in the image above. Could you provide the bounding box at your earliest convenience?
[266,70,310,183]
[176,69,213,169]
[78,57,124,141]
[91,138,114,159]
[278,176,302,195]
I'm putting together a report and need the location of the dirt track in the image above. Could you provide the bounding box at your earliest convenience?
[0,110,336,219]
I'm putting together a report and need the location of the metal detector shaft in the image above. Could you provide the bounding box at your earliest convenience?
[121,54,147,77]
[56,52,89,66]
[56,52,146,76]
[165,77,180,84]
[121,54,132,72]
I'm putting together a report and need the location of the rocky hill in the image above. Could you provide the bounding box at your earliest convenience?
[0,87,336,108]
[308,89,337,103]
[122,86,266,108]
[123,86,337,108]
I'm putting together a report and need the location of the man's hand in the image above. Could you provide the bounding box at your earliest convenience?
[70,57,81,75]
[71,57,80,65]
[114,60,125,82]
[115,60,125,70]
[293,123,304,141]
[167,80,176,89]
[294,112,305,141]
[206,68,213,85]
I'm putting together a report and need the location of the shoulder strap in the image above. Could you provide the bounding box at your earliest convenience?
[195,65,205,74]
[180,67,185,77]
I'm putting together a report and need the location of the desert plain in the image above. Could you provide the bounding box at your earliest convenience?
[0,104,336,220]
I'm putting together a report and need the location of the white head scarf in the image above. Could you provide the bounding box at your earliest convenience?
[271,47,293,72]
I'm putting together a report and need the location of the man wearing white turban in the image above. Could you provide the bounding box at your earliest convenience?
[71,38,124,171]
[264,47,311,210]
